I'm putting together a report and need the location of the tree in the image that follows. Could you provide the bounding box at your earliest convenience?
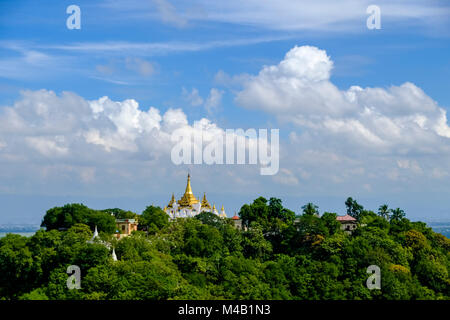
[0,234,36,298]
[320,212,341,235]
[268,198,295,223]
[389,208,405,222]
[378,204,390,220]
[239,197,269,229]
[242,223,273,260]
[182,220,224,258]
[101,208,137,220]
[195,211,225,228]
[345,197,364,220]
[139,205,169,234]
[302,203,319,216]
[4,195,450,301]
[41,203,116,233]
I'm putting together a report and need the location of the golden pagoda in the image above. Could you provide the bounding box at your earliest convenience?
[177,174,199,208]
[219,205,227,218]
[164,173,226,219]
[201,193,212,210]
[167,193,176,208]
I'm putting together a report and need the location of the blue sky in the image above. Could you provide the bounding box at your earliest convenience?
[0,0,450,224]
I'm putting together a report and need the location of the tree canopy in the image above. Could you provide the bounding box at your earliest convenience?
[1,197,448,300]
[41,203,116,234]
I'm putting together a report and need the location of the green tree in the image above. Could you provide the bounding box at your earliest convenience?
[41,203,115,234]
[345,197,364,220]
[302,203,319,216]
[139,205,169,234]
[390,208,406,222]
[101,208,137,219]
[0,234,36,298]
[195,211,225,228]
[378,204,390,220]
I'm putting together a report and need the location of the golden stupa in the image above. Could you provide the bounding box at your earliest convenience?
[201,192,212,210]
[167,193,176,208]
[177,174,199,208]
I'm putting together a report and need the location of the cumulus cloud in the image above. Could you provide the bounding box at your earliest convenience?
[236,45,450,157]
[0,89,267,197]
[225,45,450,196]
[1,45,450,203]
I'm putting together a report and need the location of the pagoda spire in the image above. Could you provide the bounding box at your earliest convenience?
[185,173,193,195]
[201,192,212,210]
[177,173,199,207]
[167,193,175,208]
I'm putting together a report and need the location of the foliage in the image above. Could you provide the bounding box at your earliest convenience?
[41,203,116,233]
[345,197,364,220]
[0,197,448,300]
[139,205,169,235]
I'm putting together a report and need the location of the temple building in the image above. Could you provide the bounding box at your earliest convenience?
[231,213,244,230]
[164,174,227,219]
[115,218,138,239]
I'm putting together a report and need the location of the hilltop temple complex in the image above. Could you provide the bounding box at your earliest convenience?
[163,174,227,219]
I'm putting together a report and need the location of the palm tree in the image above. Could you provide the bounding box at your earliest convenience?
[389,208,405,222]
[378,204,390,220]
[302,203,319,216]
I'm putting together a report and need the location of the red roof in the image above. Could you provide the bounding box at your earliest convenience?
[231,215,240,220]
[336,214,356,221]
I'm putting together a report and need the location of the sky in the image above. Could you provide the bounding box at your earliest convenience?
[0,0,450,224]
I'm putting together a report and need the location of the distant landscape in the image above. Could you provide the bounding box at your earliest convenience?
[0,198,449,300]
[427,222,450,238]
[1,220,449,238]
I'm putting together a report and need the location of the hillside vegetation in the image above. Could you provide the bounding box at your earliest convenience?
[0,197,449,300]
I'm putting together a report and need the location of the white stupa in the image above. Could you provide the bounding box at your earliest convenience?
[112,248,117,261]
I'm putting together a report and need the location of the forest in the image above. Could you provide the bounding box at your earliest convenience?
[0,197,449,300]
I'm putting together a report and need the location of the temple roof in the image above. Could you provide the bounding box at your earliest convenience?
[167,193,176,208]
[336,214,357,222]
[177,174,199,207]
[201,192,211,209]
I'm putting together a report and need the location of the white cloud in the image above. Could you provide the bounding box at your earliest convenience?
[182,87,224,114]
[214,70,251,88]
[225,44,450,197]
[397,159,422,174]
[0,89,282,199]
[236,45,450,157]
[0,90,241,196]
[101,0,450,32]
[153,0,188,28]
[204,88,224,114]
[272,168,299,186]
[125,57,155,76]
[182,87,204,106]
[1,84,450,213]
[26,136,69,157]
